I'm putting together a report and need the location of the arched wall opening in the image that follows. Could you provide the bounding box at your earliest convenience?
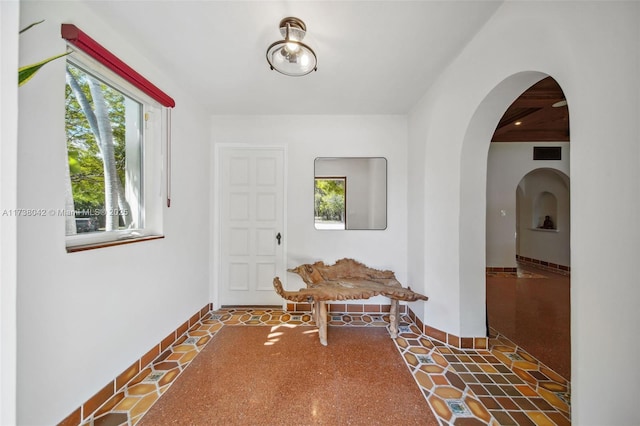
[458,71,553,337]
[516,168,570,270]
[486,150,570,271]
[463,73,572,379]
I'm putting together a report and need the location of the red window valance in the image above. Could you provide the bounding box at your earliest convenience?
[61,24,175,108]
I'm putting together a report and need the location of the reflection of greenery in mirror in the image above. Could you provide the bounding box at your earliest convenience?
[315,178,346,230]
[314,157,387,230]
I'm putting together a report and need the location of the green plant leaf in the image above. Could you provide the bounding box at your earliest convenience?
[19,19,45,34]
[18,51,71,87]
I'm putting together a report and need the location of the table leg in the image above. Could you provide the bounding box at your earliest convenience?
[389,299,399,338]
[317,300,328,346]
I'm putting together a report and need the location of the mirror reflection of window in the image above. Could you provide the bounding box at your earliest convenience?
[314,178,346,230]
[314,157,387,230]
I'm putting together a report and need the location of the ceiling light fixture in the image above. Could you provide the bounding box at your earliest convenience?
[266,17,317,77]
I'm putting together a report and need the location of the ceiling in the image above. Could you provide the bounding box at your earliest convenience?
[82,1,504,115]
[491,77,569,142]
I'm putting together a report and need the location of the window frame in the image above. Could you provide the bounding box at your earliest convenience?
[314,176,347,230]
[64,50,165,252]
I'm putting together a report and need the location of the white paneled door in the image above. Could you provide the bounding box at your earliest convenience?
[218,147,285,306]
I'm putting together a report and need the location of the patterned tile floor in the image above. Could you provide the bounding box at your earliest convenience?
[84,308,570,425]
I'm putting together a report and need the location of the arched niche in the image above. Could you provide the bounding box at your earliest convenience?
[534,191,557,229]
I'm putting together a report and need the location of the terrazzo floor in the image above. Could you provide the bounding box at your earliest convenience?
[83,304,571,425]
[137,325,438,425]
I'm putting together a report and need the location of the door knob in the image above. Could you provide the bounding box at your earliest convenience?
[276,232,282,245]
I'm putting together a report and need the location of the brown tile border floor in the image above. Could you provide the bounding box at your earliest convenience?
[81,308,571,425]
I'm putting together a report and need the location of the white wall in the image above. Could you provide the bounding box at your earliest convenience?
[0,2,19,424]
[211,115,408,301]
[18,3,211,425]
[487,142,570,267]
[408,2,640,424]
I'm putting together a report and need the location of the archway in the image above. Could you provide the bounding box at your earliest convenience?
[483,77,571,380]
[458,71,552,338]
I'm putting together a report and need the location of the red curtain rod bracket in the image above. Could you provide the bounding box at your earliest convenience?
[61,24,175,108]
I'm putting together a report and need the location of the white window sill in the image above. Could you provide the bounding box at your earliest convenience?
[66,234,164,253]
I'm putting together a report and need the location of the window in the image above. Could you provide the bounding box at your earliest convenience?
[60,24,175,251]
[314,177,346,230]
[64,54,164,250]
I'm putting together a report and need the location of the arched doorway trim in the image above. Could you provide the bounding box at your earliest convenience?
[459,71,553,337]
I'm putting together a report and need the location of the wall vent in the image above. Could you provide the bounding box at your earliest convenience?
[533,146,562,160]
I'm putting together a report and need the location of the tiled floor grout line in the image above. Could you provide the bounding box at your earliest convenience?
[84,308,571,426]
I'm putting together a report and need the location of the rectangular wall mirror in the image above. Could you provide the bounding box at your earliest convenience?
[314,157,387,230]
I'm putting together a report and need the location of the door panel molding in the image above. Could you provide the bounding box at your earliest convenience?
[213,145,287,307]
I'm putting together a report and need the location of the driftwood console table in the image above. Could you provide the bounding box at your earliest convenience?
[273,258,428,345]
